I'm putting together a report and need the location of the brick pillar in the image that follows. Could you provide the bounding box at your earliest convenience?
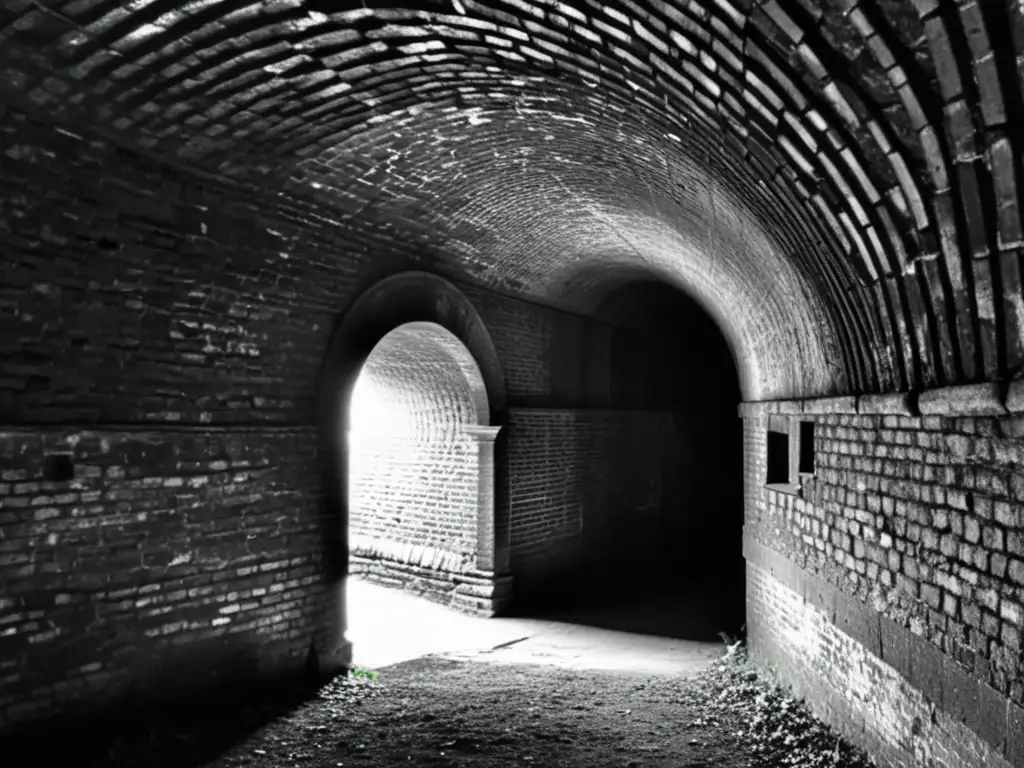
[458,424,512,615]
[463,424,503,571]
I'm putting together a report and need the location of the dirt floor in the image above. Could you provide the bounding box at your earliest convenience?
[198,651,875,768]
[0,645,878,768]
[1,578,878,768]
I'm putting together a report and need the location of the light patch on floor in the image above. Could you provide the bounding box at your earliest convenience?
[346,577,721,675]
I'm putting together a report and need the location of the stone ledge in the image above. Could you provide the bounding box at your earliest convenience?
[764,482,801,497]
[461,424,502,441]
[741,382,1022,420]
[917,382,1006,417]
[738,402,771,418]
[857,392,913,415]
[743,536,1021,766]
[801,396,857,415]
[738,400,801,418]
[451,574,514,615]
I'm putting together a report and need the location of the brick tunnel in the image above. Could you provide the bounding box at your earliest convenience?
[1,0,1024,766]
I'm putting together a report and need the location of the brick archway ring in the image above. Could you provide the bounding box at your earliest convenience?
[313,271,507,674]
[321,273,507,431]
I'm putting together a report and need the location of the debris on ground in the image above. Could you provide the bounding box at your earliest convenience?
[206,646,876,768]
[686,656,875,768]
[13,648,877,767]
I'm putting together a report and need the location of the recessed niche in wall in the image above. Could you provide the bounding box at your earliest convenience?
[43,454,75,482]
[765,430,789,485]
[799,421,815,475]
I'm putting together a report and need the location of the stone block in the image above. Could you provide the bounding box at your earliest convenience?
[977,681,1008,756]
[943,655,979,728]
[1009,700,1024,768]
[739,401,772,418]
[803,573,837,623]
[1006,380,1024,414]
[879,616,911,682]
[835,591,881,657]
[318,638,353,677]
[776,400,803,415]
[802,396,857,415]
[918,383,1006,417]
[924,16,962,101]
[909,632,945,706]
[857,392,913,415]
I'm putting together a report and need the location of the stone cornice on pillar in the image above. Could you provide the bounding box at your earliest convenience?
[739,380,1024,419]
[461,424,502,441]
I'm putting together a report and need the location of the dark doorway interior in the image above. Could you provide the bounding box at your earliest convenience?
[512,280,746,644]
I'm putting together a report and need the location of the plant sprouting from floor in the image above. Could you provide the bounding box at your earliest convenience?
[349,665,378,681]
[718,631,747,665]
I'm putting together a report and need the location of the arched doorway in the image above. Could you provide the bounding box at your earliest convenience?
[611,279,745,640]
[513,278,745,643]
[346,321,503,610]
[314,272,509,674]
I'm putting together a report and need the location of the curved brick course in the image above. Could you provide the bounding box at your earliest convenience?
[3,2,1024,765]
[4,0,1021,399]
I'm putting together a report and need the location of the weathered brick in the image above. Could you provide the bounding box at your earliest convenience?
[744,405,1024,766]
[0,109,723,734]
[2,2,1024,767]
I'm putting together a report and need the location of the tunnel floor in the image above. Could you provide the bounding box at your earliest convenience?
[347,578,724,673]
[199,652,876,768]
[5,581,872,768]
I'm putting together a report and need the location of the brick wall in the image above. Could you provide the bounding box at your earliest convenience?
[349,438,478,571]
[0,104,655,428]
[0,108,356,427]
[743,390,1024,768]
[746,553,1012,768]
[467,288,716,609]
[506,408,682,595]
[460,281,682,411]
[1,104,700,733]
[0,104,374,735]
[0,426,324,732]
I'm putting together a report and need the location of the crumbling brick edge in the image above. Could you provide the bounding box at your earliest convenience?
[743,535,1024,764]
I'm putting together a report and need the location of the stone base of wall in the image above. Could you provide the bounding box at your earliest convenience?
[747,559,1014,768]
[350,552,513,617]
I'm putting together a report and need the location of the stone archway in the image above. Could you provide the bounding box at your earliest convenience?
[314,272,509,673]
[346,321,506,613]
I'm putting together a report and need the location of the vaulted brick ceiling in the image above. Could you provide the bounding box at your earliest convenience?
[1,0,1021,401]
